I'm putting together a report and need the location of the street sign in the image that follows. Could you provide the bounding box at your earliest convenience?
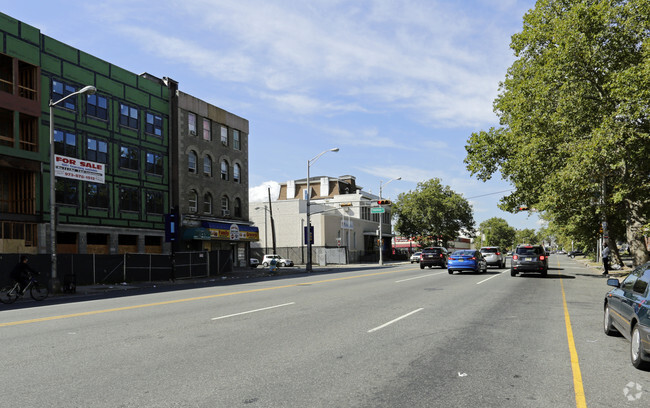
[371,207,385,214]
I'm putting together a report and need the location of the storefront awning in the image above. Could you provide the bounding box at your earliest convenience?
[201,222,259,241]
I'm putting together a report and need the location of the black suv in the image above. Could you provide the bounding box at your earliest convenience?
[420,247,448,269]
[510,244,548,277]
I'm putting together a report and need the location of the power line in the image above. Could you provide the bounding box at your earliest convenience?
[466,189,514,199]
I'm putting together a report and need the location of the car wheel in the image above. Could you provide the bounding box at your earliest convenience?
[603,305,619,336]
[541,268,547,278]
[278,262,284,267]
[448,269,453,275]
[410,261,414,264]
[420,264,424,269]
[631,325,650,369]
[262,262,269,267]
[501,261,506,268]
[510,269,517,277]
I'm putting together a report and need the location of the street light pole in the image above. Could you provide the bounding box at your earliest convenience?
[49,85,96,292]
[378,177,401,266]
[306,148,339,272]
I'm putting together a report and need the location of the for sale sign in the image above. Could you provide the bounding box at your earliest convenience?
[54,155,105,184]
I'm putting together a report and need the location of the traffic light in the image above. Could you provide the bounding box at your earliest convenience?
[377,200,392,205]
[518,206,528,211]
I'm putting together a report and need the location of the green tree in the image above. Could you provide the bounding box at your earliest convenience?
[478,217,517,251]
[515,229,539,246]
[465,0,650,265]
[393,178,475,248]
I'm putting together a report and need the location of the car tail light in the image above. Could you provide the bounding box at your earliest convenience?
[439,254,444,258]
[449,257,455,261]
[539,255,546,261]
[496,252,501,255]
[513,255,519,260]
[470,257,476,260]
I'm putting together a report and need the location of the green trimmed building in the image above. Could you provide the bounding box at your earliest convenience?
[0,12,256,259]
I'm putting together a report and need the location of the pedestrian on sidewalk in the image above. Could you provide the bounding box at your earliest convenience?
[602,242,610,275]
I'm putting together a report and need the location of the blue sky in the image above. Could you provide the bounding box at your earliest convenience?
[2,0,542,231]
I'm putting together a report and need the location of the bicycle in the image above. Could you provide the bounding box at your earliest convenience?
[0,273,49,304]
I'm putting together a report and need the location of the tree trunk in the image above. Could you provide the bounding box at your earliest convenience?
[625,199,649,267]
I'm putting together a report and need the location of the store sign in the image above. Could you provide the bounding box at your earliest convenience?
[230,224,240,240]
[54,155,105,184]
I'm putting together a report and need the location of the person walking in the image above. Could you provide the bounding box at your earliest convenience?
[602,242,610,276]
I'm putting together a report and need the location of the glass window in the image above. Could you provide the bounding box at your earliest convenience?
[120,146,139,170]
[188,113,196,135]
[189,190,198,213]
[146,152,163,176]
[87,138,108,163]
[203,193,212,214]
[119,103,139,129]
[233,130,240,150]
[203,156,212,176]
[221,126,228,145]
[233,163,241,183]
[203,118,211,141]
[146,190,164,214]
[221,160,229,180]
[146,113,163,136]
[221,196,229,211]
[234,198,242,217]
[87,183,108,208]
[55,179,78,205]
[52,80,77,110]
[622,272,639,291]
[54,130,76,156]
[87,94,108,120]
[119,186,139,212]
[188,151,197,173]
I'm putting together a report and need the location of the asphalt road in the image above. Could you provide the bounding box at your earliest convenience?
[1,255,649,407]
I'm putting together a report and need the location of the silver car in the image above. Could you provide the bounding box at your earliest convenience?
[410,252,421,263]
[480,246,506,268]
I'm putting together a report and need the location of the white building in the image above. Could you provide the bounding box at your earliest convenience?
[249,175,395,264]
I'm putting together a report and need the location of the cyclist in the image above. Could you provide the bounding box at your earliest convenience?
[10,255,39,295]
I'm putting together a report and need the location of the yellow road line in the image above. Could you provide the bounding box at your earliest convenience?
[559,258,588,408]
[1,268,404,327]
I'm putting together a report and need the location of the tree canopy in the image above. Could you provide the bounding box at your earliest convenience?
[478,217,517,250]
[393,178,475,248]
[465,0,650,265]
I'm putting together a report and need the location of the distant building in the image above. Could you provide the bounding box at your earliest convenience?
[249,175,394,264]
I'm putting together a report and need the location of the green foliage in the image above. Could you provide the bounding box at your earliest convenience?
[478,217,517,250]
[464,0,650,263]
[393,178,475,247]
[515,229,539,246]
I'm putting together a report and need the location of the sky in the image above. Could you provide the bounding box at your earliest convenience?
[2,0,543,231]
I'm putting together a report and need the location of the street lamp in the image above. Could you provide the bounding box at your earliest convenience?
[49,85,96,292]
[306,147,339,272]
[378,177,401,266]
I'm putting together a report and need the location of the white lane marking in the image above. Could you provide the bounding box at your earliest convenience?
[396,272,446,283]
[476,271,504,285]
[211,302,295,320]
[368,308,424,333]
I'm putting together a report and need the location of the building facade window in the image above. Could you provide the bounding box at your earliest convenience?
[145,112,163,136]
[146,190,164,214]
[87,138,108,163]
[120,146,139,171]
[87,94,108,120]
[54,130,76,156]
[203,118,211,141]
[233,130,240,150]
[233,163,241,183]
[189,190,198,213]
[119,103,139,129]
[0,108,13,147]
[52,80,77,110]
[146,152,163,176]
[56,179,78,205]
[221,126,228,145]
[234,198,242,218]
[203,156,212,176]
[221,196,229,216]
[188,151,197,173]
[119,186,139,212]
[221,160,229,180]
[203,193,212,214]
[188,113,196,135]
[87,183,108,208]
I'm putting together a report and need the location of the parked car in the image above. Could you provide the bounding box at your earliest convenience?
[262,254,294,267]
[447,249,487,274]
[249,258,260,268]
[480,246,506,268]
[511,244,548,277]
[410,252,422,263]
[419,247,448,269]
[568,250,585,258]
[604,262,650,369]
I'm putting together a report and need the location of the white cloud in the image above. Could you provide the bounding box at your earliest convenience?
[249,181,281,202]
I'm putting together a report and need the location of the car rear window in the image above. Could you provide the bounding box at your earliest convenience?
[423,248,443,254]
[452,250,475,256]
[481,248,498,253]
[516,246,543,255]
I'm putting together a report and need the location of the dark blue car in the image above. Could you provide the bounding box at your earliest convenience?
[447,250,487,275]
[604,261,650,369]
